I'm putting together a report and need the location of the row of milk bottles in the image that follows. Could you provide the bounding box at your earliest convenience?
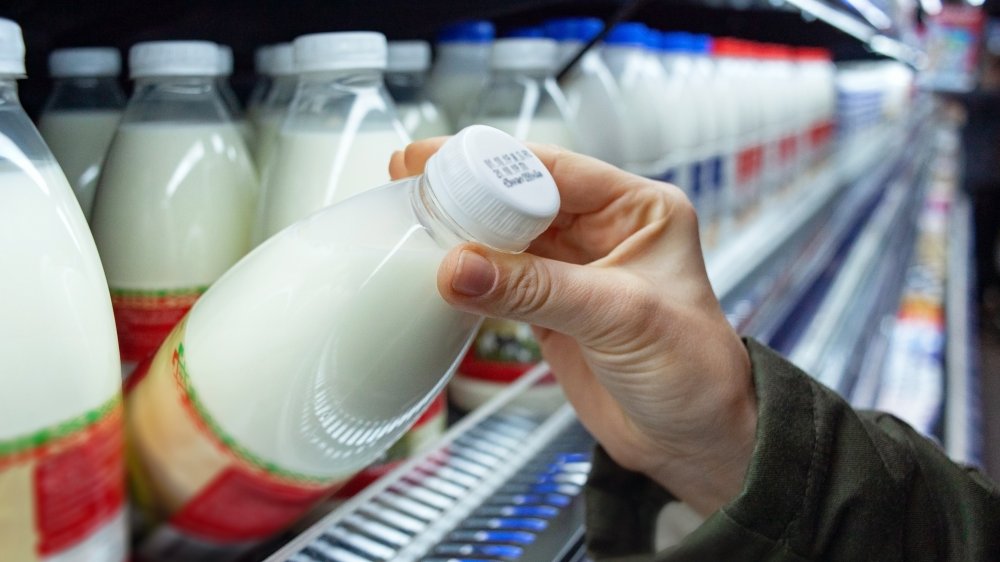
[1,15,563,560]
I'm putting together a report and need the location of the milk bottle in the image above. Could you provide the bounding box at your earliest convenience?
[461,37,576,148]
[545,17,628,166]
[0,19,126,562]
[216,44,254,149]
[38,47,125,221]
[255,32,409,241]
[426,20,495,128]
[247,45,274,126]
[656,31,701,194]
[124,125,559,558]
[452,38,574,412]
[91,41,258,375]
[602,23,669,177]
[252,43,295,168]
[686,34,726,245]
[386,40,450,139]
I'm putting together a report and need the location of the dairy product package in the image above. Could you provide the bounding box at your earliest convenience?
[38,47,126,221]
[216,44,254,150]
[124,125,559,559]
[91,41,258,375]
[0,19,127,562]
[252,43,295,170]
[386,40,450,140]
[426,20,495,128]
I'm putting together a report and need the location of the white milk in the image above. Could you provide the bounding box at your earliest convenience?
[479,116,576,149]
[396,101,450,140]
[253,113,282,168]
[92,122,256,289]
[0,163,120,440]
[38,109,121,219]
[256,127,406,240]
[91,122,256,370]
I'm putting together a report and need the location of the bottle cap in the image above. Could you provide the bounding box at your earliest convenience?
[425,125,560,252]
[217,44,234,76]
[689,34,713,55]
[271,43,295,75]
[49,47,121,77]
[604,22,649,47]
[0,18,25,75]
[545,17,603,43]
[438,21,495,43]
[658,31,693,53]
[506,26,546,38]
[387,40,431,73]
[129,41,220,78]
[491,38,558,71]
[294,32,386,73]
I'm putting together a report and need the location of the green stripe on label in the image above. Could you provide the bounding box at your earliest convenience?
[174,343,336,486]
[110,286,209,298]
[0,395,121,458]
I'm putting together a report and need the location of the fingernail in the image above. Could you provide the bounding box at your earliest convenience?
[452,250,496,297]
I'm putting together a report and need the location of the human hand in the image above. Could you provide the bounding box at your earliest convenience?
[389,140,756,516]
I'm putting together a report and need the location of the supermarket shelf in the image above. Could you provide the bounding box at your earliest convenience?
[944,193,981,465]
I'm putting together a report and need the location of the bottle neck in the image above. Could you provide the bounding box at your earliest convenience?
[0,77,20,107]
[385,70,428,103]
[412,174,475,250]
[298,68,384,87]
[46,76,126,110]
[124,75,231,124]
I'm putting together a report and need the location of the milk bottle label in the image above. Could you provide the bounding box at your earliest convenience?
[457,318,545,386]
[0,397,127,562]
[111,286,206,363]
[126,321,346,553]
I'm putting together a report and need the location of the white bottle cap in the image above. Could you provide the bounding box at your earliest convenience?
[217,44,234,76]
[0,18,25,76]
[425,125,560,252]
[129,41,220,79]
[387,40,430,73]
[270,43,295,76]
[293,32,386,73]
[49,47,121,77]
[491,38,558,71]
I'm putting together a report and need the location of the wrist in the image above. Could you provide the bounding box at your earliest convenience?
[646,341,757,516]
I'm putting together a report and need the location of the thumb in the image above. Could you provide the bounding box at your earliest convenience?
[438,243,646,344]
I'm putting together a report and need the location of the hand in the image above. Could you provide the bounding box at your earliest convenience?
[390,140,756,516]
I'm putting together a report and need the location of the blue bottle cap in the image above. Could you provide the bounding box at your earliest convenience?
[545,17,603,42]
[506,25,546,38]
[659,31,694,52]
[604,22,649,47]
[689,34,713,54]
[438,21,496,43]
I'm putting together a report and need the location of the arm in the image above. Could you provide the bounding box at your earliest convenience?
[586,338,1000,561]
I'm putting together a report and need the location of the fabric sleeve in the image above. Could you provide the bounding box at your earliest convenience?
[584,338,1000,561]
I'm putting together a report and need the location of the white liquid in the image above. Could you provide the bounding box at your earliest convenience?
[479,117,576,149]
[38,110,122,221]
[186,184,479,476]
[560,47,628,166]
[91,122,257,289]
[396,101,450,140]
[0,162,119,439]
[255,127,407,240]
[253,114,282,170]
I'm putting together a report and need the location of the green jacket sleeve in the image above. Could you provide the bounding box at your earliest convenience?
[584,338,1000,561]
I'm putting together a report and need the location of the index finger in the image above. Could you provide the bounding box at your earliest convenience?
[388,137,648,216]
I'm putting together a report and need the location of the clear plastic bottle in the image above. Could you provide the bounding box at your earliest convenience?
[38,47,125,221]
[216,44,254,149]
[255,32,409,242]
[461,37,576,148]
[602,23,669,177]
[252,42,294,168]
[426,20,495,129]
[124,125,559,557]
[91,41,258,375]
[247,44,274,125]
[545,17,628,166]
[386,40,450,140]
[0,18,127,561]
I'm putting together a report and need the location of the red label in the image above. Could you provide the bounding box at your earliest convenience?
[459,352,537,383]
[112,289,203,362]
[736,147,758,187]
[34,406,125,555]
[780,135,798,163]
[168,467,335,543]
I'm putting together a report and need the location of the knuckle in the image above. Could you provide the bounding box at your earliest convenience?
[501,260,552,317]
